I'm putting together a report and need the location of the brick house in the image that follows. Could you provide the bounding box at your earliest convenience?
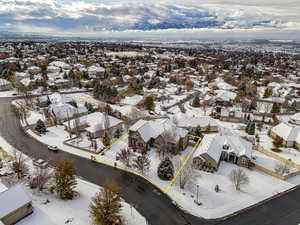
[193,134,253,172]
[128,119,189,154]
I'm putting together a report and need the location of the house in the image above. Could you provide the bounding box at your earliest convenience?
[176,116,219,132]
[215,90,236,106]
[128,119,188,154]
[64,112,124,138]
[193,134,253,172]
[289,113,300,125]
[219,106,245,122]
[50,103,87,121]
[270,122,300,148]
[0,184,33,225]
[0,79,12,91]
[88,65,105,78]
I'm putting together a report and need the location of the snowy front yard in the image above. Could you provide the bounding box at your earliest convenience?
[259,133,300,166]
[27,126,93,159]
[168,162,295,219]
[96,134,196,191]
[16,179,147,225]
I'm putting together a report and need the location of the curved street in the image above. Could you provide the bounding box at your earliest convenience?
[0,97,299,225]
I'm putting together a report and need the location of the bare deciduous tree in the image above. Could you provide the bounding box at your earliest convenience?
[274,163,290,176]
[157,130,174,159]
[229,168,249,191]
[174,156,196,189]
[132,154,151,174]
[8,150,29,180]
[30,167,53,191]
[117,149,132,168]
[124,107,146,130]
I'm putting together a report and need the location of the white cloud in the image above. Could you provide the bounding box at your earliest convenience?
[0,0,299,39]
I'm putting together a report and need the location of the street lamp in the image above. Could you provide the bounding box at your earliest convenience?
[194,184,201,206]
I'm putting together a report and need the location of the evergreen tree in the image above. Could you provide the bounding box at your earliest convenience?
[271,103,281,114]
[192,95,200,107]
[54,160,77,200]
[191,126,203,141]
[89,180,123,225]
[248,121,256,135]
[144,96,155,111]
[157,158,174,181]
[35,119,47,134]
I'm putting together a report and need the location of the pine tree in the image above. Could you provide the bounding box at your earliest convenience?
[271,103,281,113]
[144,96,155,111]
[192,126,203,141]
[192,95,200,107]
[157,158,174,181]
[89,180,123,225]
[248,121,256,135]
[35,119,47,134]
[54,160,77,200]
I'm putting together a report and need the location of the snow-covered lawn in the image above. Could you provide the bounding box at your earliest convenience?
[259,133,300,166]
[27,126,93,159]
[26,110,45,126]
[0,89,18,97]
[252,150,296,173]
[65,133,104,154]
[0,135,146,225]
[15,179,146,225]
[96,134,196,191]
[168,162,295,219]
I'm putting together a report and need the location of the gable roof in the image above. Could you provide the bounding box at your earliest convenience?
[194,134,252,163]
[129,119,188,143]
[83,112,123,133]
[271,122,300,142]
[0,185,31,218]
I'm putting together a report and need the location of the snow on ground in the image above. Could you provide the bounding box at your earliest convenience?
[26,110,45,126]
[15,179,146,225]
[67,93,100,107]
[0,135,146,225]
[252,150,296,173]
[65,133,104,153]
[96,134,196,191]
[168,162,295,219]
[259,133,300,165]
[0,89,18,97]
[27,126,93,159]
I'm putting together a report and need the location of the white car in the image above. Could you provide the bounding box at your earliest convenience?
[33,159,48,169]
[48,145,59,152]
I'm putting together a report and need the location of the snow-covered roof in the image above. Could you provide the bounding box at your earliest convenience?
[271,122,300,142]
[0,182,7,193]
[129,119,188,143]
[194,134,252,163]
[49,93,73,104]
[176,116,218,128]
[0,185,31,218]
[88,65,105,73]
[83,112,123,133]
[290,113,300,122]
[49,61,71,69]
[51,104,87,120]
[0,78,11,86]
[215,90,236,102]
[120,95,143,106]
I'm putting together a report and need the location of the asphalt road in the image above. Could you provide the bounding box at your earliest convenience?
[0,97,299,225]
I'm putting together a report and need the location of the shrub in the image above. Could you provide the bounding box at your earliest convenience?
[157,158,174,181]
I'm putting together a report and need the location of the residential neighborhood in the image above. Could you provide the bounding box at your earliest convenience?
[0,39,300,225]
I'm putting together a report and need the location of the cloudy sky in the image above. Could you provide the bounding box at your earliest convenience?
[0,0,300,39]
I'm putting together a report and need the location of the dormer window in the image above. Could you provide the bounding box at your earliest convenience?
[223,144,230,150]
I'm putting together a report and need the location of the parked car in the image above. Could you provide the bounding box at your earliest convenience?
[33,159,48,169]
[48,145,58,152]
